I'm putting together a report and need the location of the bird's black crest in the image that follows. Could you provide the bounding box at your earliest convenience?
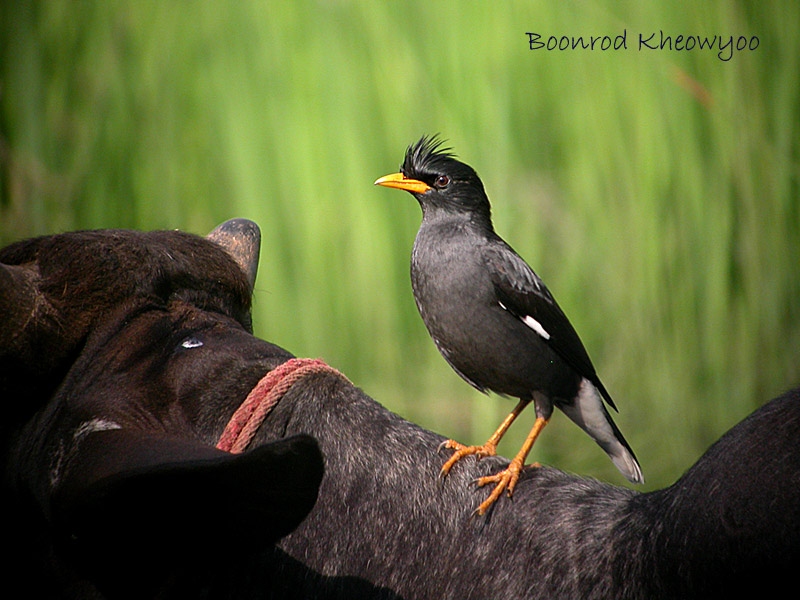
[401,135,457,180]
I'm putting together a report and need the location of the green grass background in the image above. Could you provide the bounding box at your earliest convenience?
[2,1,798,489]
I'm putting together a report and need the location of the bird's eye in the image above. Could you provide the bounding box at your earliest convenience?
[434,175,450,188]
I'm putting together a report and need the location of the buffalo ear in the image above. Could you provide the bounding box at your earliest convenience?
[53,429,323,594]
[207,218,261,290]
[0,262,41,360]
[0,262,61,425]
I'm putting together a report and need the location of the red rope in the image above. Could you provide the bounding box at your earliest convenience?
[216,358,348,454]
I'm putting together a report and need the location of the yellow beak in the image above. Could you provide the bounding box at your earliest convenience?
[373,172,431,194]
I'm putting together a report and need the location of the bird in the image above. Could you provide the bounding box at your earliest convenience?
[374,136,643,515]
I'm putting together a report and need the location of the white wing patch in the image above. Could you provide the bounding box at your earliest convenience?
[498,301,551,340]
[523,315,551,340]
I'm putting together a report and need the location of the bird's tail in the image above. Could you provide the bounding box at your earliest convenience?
[559,378,644,484]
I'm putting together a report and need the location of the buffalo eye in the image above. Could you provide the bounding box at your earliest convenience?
[434,175,450,189]
[180,337,204,349]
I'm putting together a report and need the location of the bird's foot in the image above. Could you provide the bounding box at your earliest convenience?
[438,439,497,478]
[472,458,540,516]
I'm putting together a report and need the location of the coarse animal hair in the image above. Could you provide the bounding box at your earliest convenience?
[3,221,798,599]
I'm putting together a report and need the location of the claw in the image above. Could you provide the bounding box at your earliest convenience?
[474,467,516,515]
[437,439,459,454]
[439,409,549,517]
[438,439,498,479]
[472,460,540,515]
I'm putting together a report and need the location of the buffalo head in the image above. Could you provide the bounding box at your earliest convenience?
[1,220,323,597]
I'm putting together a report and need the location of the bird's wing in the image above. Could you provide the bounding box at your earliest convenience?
[482,242,617,410]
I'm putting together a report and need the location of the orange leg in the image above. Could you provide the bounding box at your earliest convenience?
[439,398,531,477]
[473,414,550,515]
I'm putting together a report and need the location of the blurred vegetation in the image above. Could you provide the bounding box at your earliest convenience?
[1,1,798,489]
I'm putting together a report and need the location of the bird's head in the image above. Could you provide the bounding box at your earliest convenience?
[375,136,491,222]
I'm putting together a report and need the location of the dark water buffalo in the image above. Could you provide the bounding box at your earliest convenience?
[2,220,798,599]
